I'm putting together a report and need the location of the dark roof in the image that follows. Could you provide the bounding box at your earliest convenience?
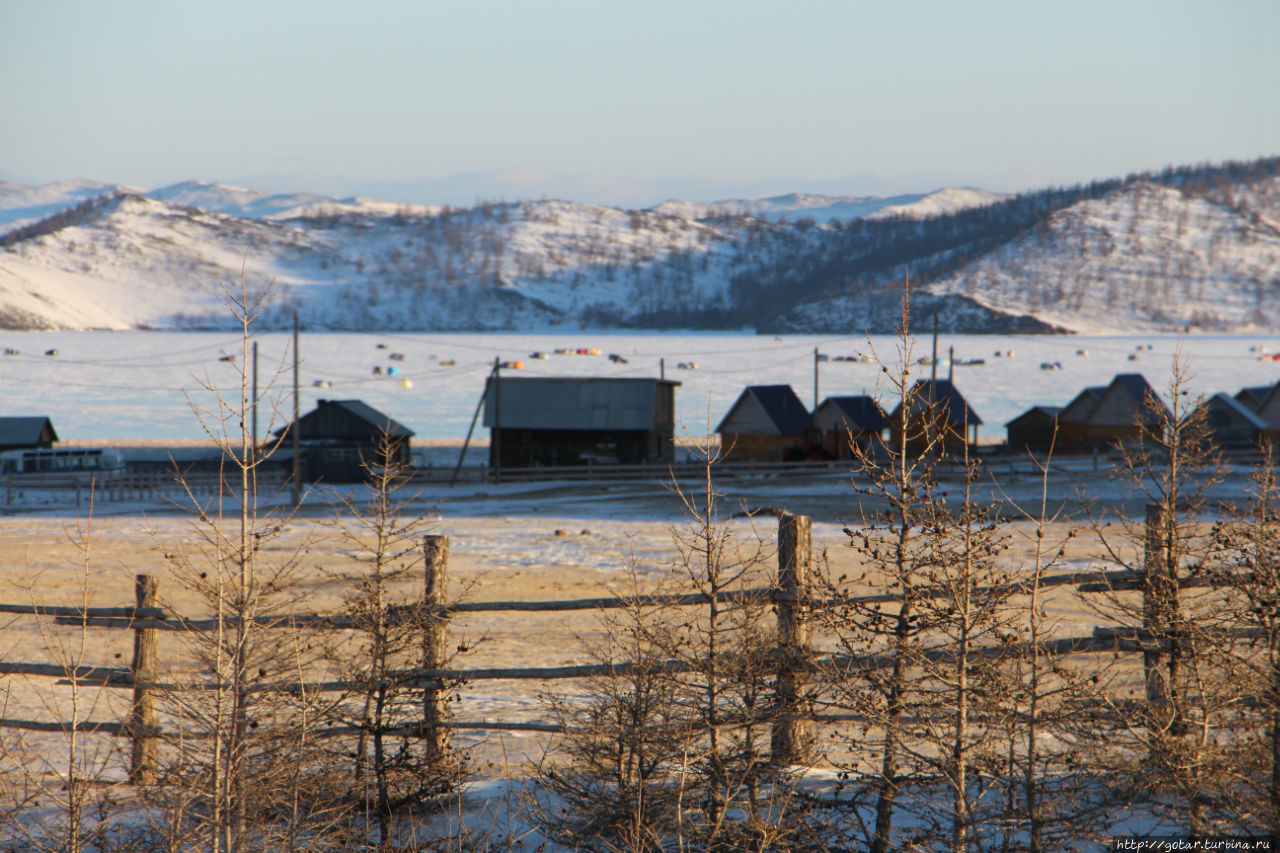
[1005,405,1064,428]
[1236,384,1277,411]
[0,416,58,446]
[1059,386,1107,423]
[716,385,815,435]
[273,399,414,440]
[816,396,887,432]
[890,379,983,427]
[1201,392,1267,430]
[483,377,678,430]
[1085,373,1167,427]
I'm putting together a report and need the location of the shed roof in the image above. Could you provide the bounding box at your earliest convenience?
[889,379,983,427]
[1005,405,1064,428]
[716,385,815,436]
[483,377,679,431]
[274,399,414,440]
[814,396,887,432]
[0,416,58,447]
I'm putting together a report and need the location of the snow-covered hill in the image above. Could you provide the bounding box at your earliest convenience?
[774,177,1280,334]
[652,187,1005,224]
[0,178,139,232]
[0,159,1276,333]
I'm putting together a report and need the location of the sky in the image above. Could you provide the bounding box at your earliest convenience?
[2,0,1277,208]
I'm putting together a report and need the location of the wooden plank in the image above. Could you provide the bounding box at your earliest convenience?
[0,661,133,682]
[0,719,124,734]
[0,603,168,619]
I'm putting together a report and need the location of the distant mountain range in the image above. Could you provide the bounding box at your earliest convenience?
[0,158,1276,334]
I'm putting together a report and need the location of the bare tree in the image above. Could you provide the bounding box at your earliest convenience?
[1206,446,1280,842]
[1088,357,1228,834]
[323,427,466,846]
[152,270,342,851]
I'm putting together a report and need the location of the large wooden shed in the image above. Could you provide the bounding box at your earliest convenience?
[273,399,414,482]
[716,385,820,462]
[484,377,679,468]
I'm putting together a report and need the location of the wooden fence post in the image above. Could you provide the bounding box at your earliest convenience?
[127,574,159,785]
[422,535,451,761]
[772,513,813,765]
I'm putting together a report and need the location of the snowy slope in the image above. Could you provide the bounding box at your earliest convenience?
[652,188,1006,223]
[864,187,1006,220]
[923,181,1280,333]
[145,180,442,221]
[0,178,138,232]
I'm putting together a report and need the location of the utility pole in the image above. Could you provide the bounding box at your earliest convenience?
[931,315,939,384]
[813,346,820,409]
[251,340,258,450]
[948,345,954,384]
[291,311,301,506]
[491,356,502,485]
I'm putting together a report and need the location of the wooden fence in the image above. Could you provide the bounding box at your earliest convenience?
[0,508,1227,785]
[2,469,288,506]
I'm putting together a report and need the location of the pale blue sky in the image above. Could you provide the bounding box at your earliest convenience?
[2,0,1276,206]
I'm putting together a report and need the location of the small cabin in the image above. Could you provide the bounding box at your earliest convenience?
[274,399,414,483]
[0,416,58,453]
[813,395,887,459]
[1081,374,1168,448]
[888,379,982,456]
[1197,393,1267,450]
[484,377,678,468]
[1055,386,1106,453]
[716,385,820,462]
[1005,405,1063,455]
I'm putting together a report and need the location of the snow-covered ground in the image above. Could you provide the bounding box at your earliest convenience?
[0,330,1275,442]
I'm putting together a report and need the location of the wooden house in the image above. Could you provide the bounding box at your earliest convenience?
[484,377,679,468]
[716,385,821,462]
[273,399,414,482]
[813,395,887,459]
[0,416,58,452]
[1081,373,1167,448]
[1055,386,1106,452]
[1197,392,1267,449]
[1005,405,1063,455]
[888,379,981,456]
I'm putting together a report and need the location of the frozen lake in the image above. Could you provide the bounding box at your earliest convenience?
[0,329,1277,441]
